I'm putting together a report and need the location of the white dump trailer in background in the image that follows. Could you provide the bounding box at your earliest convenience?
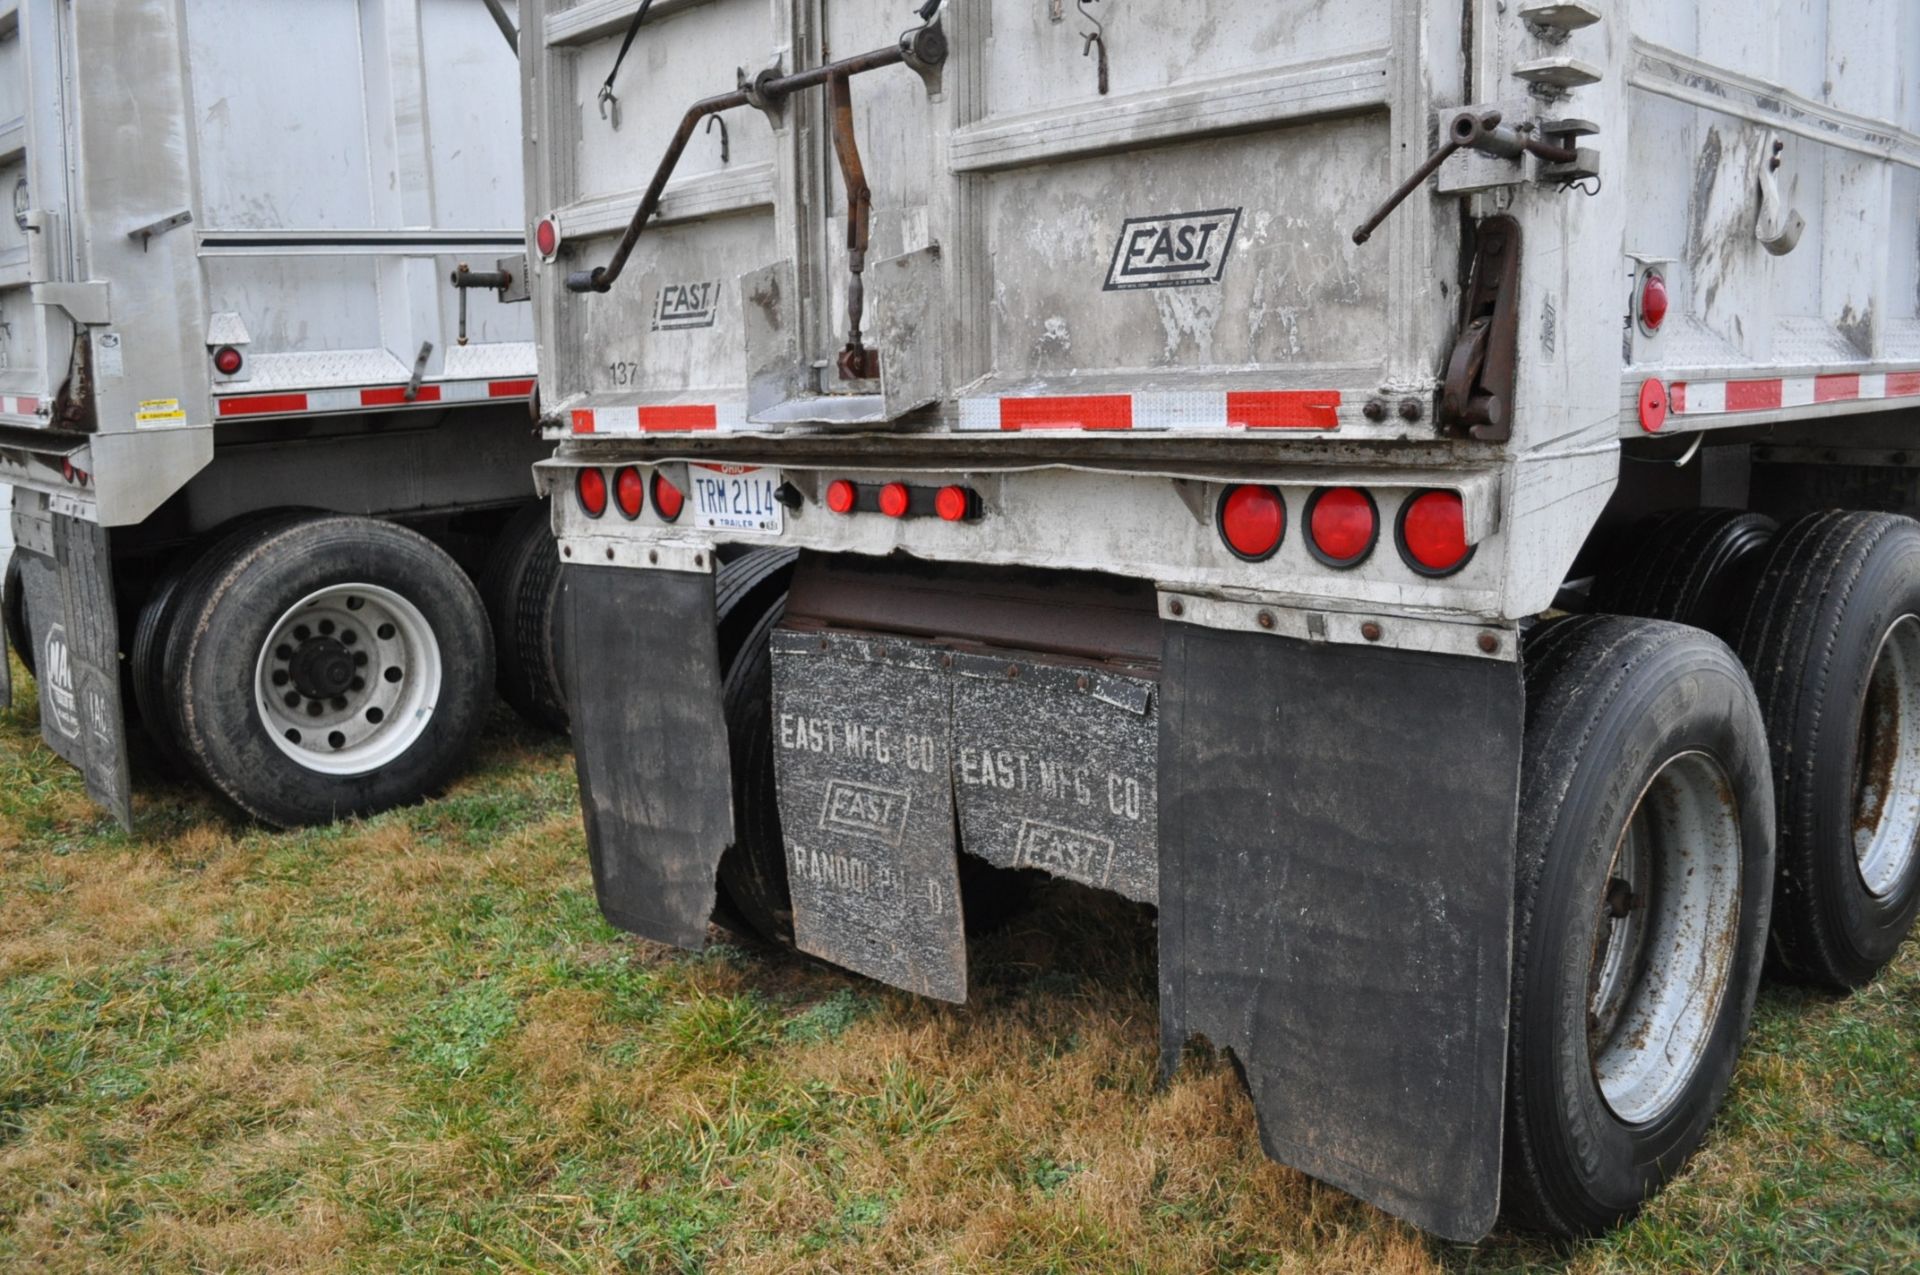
[0,0,569,827]
[520,0,1920,1240]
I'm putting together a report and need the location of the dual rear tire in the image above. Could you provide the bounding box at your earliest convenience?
[135,513,494,827]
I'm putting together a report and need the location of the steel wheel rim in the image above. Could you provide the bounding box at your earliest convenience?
[1853,614,1920,899]
[1587,750,1743,1127]
[253,583,441,777]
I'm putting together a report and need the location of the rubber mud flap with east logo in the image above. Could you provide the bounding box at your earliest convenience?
[771,632,967,1002]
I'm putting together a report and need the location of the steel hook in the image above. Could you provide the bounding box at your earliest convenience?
[704,114,730,164]
[1077,0,1110,96]
[598,83,621,131]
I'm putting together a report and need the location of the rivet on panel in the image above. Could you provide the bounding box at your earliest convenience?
[1256,610,1276,631]
[1478,632,1500,654]
[1167,599,1185,618]
[1361,621,1383,642]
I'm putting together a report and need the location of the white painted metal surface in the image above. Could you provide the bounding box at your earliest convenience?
[523,0,1920,625]
[1,0,533,526]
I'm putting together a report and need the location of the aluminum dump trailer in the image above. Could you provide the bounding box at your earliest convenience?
[521,0,1920,1239]
[0,0,569,828]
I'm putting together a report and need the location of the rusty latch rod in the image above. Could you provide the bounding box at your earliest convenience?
[451,262,515,347]
[1351,109,1577,245]
[565,29,946,298]
[829,71,878,379]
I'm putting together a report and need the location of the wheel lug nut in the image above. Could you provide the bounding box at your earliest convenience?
[294,625,311,641]
[318,619,335,636]
[283,691,300,708]
[272,671,289,687]
[306,701,323,717]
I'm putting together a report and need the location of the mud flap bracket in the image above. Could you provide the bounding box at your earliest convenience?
[1157,622,1523,1241]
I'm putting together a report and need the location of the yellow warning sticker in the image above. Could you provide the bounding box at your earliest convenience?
[135,398,186,426]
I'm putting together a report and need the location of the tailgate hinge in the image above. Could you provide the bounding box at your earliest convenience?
[1440,216,1521,443]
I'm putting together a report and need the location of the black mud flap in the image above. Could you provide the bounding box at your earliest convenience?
[770,632,967,1002]
[562,564,733,949]
[950,653,1159,903]
[1158,625,1523,1242]
[19,516,134,829]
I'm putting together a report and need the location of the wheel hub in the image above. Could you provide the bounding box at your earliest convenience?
[253,583,442,777]
[288,637,357,699]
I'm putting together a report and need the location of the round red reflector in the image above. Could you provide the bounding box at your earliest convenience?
[1217,485,1286,562]
[613,466,645,519]
[535,217,559,259]
[879,482,911,519]
[1637,378,1670,433]
[1306,487,1378,568]
[576,467,608,518]
[1397,490,1474,576]
[651,472,685,522]
[212,345,244,376]
[825,479,858,514]
[935,486,972,522]
[1639,270,1669,334]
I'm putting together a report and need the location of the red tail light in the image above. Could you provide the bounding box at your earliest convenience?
[651,472,685,522]
[1306,487,1378,568]
[212,345,244,376]
[1638,269,1669,334]
[576,467,608,518]
[1217,485,1286,562]
[825,479,858,514]
[878,482,911,519]
[535,216,560,260]
[613,466,645,519]
[935,485,978,522]
[1396,490,1474,576]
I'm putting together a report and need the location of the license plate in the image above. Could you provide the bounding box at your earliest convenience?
[688,464,783,534]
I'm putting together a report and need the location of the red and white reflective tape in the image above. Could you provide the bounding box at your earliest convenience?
[567,402,748,434]
[956,390,1344,432]
[1660,371,1920,425]
[0,395,42,418]
[214,377,534,420]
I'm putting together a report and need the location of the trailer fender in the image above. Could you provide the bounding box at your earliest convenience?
[1157,624,1523,1242]
[561,563,733,949]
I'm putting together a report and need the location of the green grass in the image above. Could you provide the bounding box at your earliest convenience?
[0,657,1915,1272]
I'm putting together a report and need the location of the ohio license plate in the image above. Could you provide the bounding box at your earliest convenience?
[689,464,783,534]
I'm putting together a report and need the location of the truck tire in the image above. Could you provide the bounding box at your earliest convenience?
[131,510,323,772]
[1591,508,1777,640]
[711,551,801,943]
[1734,511,1920,989]
[478,501,568,733]
[163,515,494,827]
[2,552,31,678]
[1503,615,1773,1237]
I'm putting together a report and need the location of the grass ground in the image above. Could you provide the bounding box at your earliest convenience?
[0,660,1915,1273]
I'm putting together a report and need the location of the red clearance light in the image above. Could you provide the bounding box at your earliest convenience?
[1639,270,1669,334]
[935,485,977,522]
[1217,485,1286,562]
[878,482,911,519]
[825,479,858,514]
[535,217,560,260]
[613,466,645,519]
[576,467,608,518]
[212,345,244,376]
[1306,487,1378,568]
[651,472,685,523]
[1397,490,1474,576]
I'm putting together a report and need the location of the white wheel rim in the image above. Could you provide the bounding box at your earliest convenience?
[1854,614,1920,899]
[253,583,442,777]
[1588,750,1743,1127]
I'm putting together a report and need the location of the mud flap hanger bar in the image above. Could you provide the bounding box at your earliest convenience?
[565,22,948,377]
